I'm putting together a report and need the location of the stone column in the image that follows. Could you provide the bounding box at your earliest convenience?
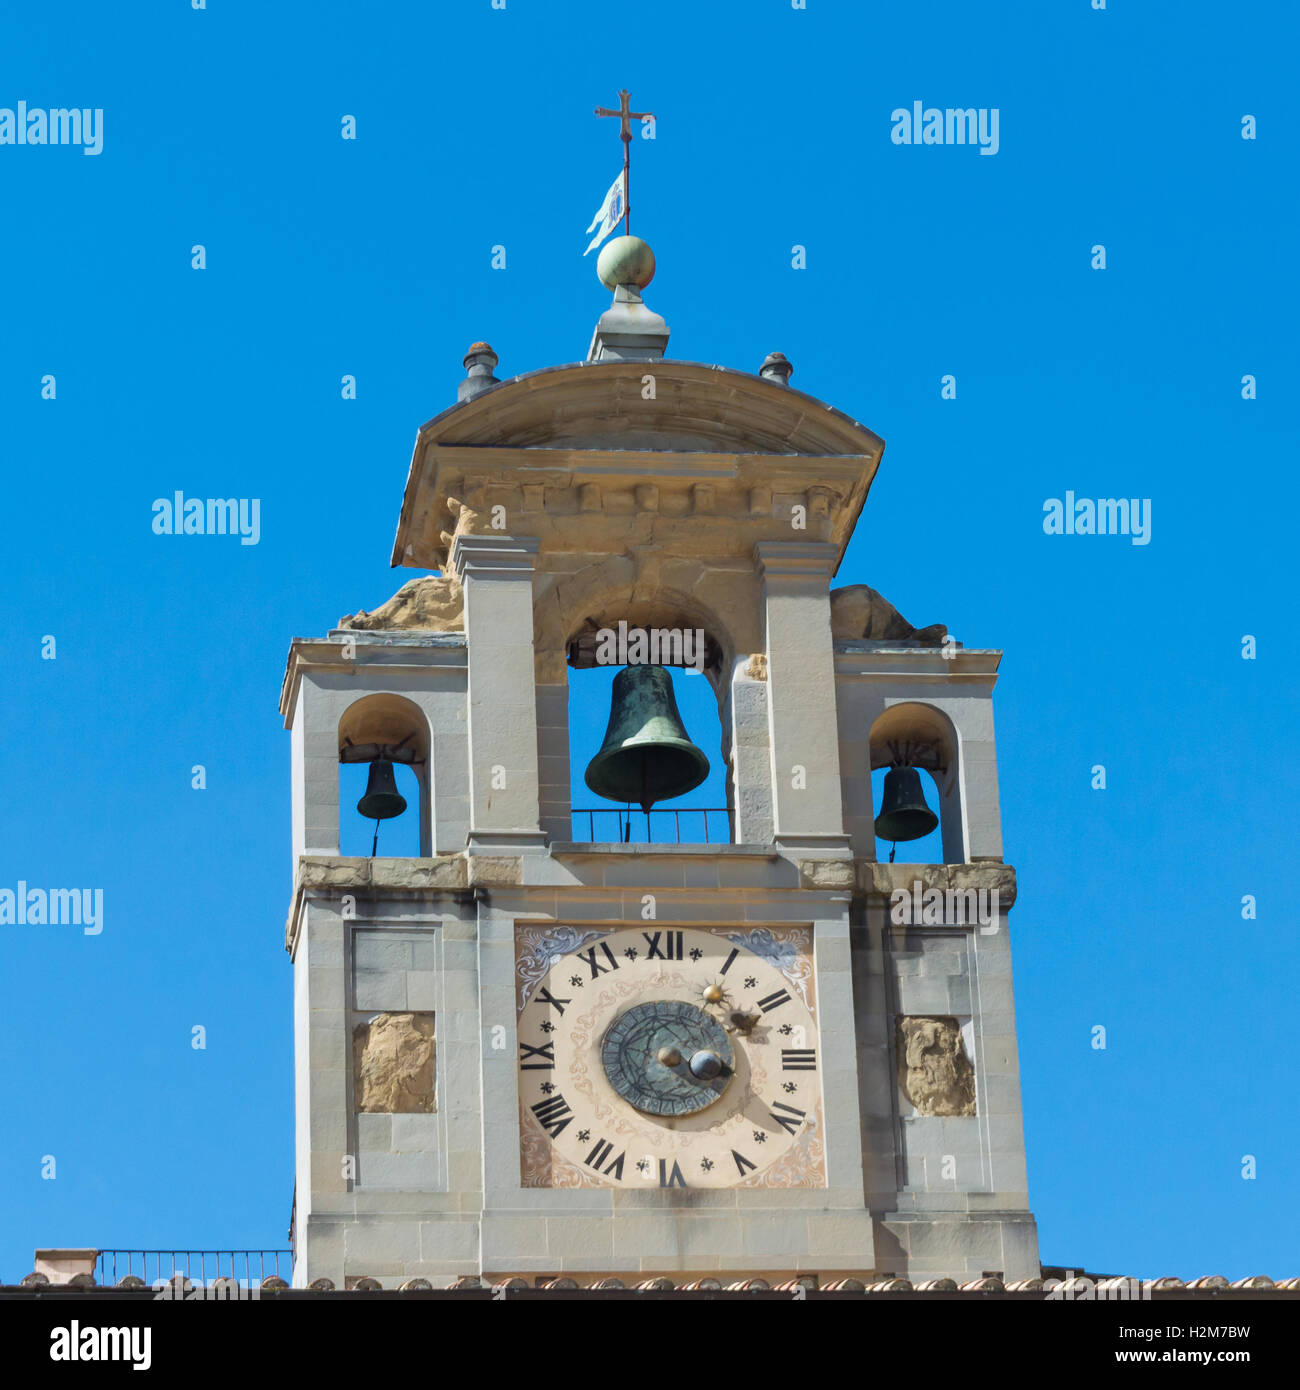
[451,535,547,852]
[756,542,850,854]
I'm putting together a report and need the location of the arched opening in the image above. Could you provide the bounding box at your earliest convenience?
[868,703,963,864]
[568,662,731,843]
[565,610,733,844]
[338,693,431,858]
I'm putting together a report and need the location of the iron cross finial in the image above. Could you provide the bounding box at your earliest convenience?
[592,89,655,239]
[594,89,654,145]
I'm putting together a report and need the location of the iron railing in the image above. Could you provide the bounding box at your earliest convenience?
[95,1249,292,1288]
[571,807,734,845]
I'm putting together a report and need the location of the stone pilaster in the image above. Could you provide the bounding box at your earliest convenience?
[451,535,547,852]
[756,542,851,855]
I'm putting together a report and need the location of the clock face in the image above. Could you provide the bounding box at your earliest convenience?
[516,925,825,1189]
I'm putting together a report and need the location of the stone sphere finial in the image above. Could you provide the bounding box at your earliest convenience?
[597,235,655,290]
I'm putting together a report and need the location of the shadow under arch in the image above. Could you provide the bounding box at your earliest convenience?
[535,557,754,692]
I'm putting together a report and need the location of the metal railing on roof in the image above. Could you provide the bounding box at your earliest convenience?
[95,1249,292,1288]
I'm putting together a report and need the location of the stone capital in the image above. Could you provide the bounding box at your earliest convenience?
[755,540,840,587]
[450,533,540,581]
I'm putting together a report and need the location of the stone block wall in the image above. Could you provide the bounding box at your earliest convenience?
[851,880,1037,1281]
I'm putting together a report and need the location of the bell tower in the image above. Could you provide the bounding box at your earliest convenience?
[279,236,1039,1288]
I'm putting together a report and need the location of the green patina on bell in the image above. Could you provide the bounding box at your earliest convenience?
[585,665,709,812]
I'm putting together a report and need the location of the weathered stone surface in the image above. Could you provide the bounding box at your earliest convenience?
[858,861,1016,907]
[298,855,467,892]
[467,855,524,885]
[830,584,946,645]
[371,859,467,891]
[897,1016,976,1116]
[354,1012,436,1114]
[798,858,854,889]
[339,574,464,631]
[948,862,1017,907]
[862,862,952,896]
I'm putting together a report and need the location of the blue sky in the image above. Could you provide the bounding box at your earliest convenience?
[1,1,1296,1281]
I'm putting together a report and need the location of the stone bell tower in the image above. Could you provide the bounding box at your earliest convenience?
[279,236,1039,1288]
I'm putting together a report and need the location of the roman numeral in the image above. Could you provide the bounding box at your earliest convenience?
[642,930,684,960]
[518,1041,555,1070]
[536,987,571,1016]
[659,1158,687,1188]
[530,1093,574,1139]
[731,1149,757,1177]
[719,947,739,975]
[584,1137,626,1181]
[782,1049,817,1071]
[757,988,792,1013]
[770,1101,806,1135]
[578,942,619,978]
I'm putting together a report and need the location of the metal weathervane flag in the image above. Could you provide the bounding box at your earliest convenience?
[583,171,625,255]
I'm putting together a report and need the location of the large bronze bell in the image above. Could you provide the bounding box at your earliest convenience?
[357,759,407,822]
[874,766,938,842]
[585,665,710,812]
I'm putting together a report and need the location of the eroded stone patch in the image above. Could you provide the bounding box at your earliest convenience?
[353,1011,436,1113]
[897,1015,975,1116]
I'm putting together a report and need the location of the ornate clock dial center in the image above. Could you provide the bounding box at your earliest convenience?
[602,1000,734,1116]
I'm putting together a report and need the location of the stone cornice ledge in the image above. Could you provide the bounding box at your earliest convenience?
[860,861,1017,905]
[280,633,467,722]
[286,854,472,953]
[833,645,1001,680]
[284,854,1019,952]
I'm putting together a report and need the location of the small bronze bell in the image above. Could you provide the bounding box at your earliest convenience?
[585,665,710,812]
[874,766,938,843]
[357,759,407,823]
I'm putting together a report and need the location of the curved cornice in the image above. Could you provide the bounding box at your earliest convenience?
[392,360,885,571]
[414,360,884,456]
